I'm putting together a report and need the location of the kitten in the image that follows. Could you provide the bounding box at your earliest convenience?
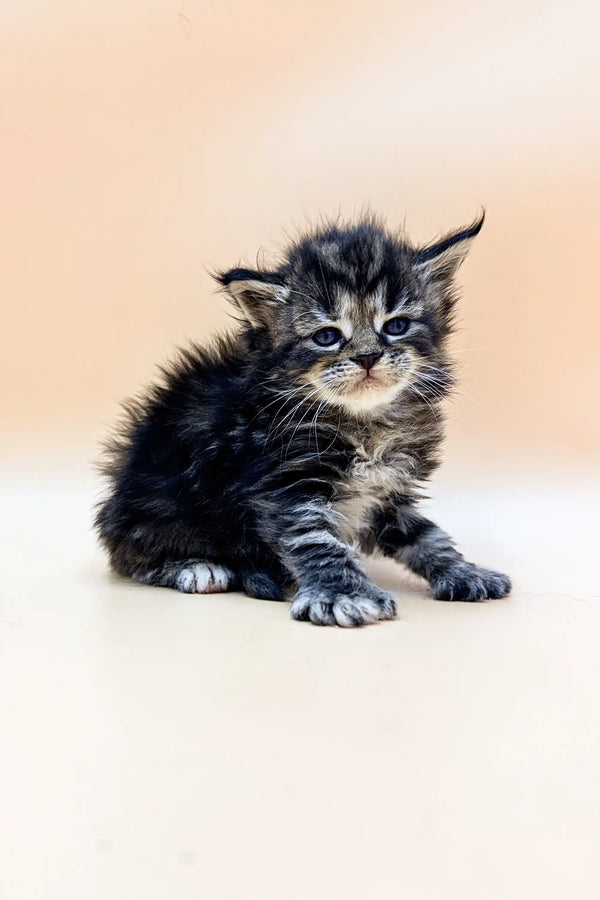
[95,212,511,626]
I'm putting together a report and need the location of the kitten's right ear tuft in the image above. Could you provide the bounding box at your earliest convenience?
[215,268,289,328]
[413,211,485,281]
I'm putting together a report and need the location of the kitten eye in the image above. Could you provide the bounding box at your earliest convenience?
[312,326,343,347]
[383,316,410,336]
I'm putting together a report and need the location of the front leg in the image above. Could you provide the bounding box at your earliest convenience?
[370,499,512,601]
[258,498,397,627]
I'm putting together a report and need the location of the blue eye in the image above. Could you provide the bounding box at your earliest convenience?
[313,327,342,347]
[383,316,410,336]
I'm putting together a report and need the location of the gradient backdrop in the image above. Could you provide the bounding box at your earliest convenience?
[2,0,599,471]
[2,7,600,898]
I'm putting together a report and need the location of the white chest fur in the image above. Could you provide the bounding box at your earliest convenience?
[333,442,411,545]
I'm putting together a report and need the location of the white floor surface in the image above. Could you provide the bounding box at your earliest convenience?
[1,468,599,899]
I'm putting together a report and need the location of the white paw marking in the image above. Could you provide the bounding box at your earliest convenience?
[291,587,397,627]
[333,597,381,627]
[175,563,233,594]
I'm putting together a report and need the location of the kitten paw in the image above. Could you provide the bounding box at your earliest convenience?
[432,563,511,602]
[174,562,234,594]
[291,583,397,627]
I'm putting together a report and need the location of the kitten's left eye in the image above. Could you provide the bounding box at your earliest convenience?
[313,327,343,347]
[383,316,410,336]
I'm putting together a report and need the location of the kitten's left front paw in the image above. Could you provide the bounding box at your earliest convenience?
[291,582,397,627]
[432,562,511,602]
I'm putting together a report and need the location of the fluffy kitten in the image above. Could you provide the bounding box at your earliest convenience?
[95,213,511,626]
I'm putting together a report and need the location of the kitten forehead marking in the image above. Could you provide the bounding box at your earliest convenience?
[335,284,387,324]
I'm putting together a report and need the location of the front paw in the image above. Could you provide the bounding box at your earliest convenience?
[290,581,397,627]
[432,562,512,602]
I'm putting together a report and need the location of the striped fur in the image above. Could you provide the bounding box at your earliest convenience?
[95,213,511,626]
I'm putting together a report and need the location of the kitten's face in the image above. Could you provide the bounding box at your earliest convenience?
[219,215,483,415]
[283,281,426,415]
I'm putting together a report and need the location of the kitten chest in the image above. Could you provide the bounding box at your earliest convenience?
[334,442,410,544]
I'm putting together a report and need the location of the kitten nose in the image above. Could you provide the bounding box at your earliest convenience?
[352,351,383,372]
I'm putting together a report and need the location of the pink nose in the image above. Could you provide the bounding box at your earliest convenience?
[352,352,383,373]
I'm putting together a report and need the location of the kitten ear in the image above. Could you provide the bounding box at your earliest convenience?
[216,268,289,328]
[413,212,485,281]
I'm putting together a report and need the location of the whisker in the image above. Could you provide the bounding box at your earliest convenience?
[267,386,323,445]
[281,392,326,461]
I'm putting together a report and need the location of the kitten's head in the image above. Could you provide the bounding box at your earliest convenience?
[217,213,483,415]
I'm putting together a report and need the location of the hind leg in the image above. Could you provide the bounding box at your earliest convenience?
[136,559,237,594]
[239,568,289,601]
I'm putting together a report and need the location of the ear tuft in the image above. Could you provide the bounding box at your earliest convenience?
[413,211,485,280]
[215,268,289,327]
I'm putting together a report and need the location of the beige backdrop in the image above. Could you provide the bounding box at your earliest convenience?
[2,0,599,467]
[3,7,600,898]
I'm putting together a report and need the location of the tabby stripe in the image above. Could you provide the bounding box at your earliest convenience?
[285,530,346,551]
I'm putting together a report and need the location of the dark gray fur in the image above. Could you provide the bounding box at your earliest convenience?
[95,213,511,626]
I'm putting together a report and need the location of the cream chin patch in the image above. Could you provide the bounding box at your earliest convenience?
[333,380,403,415]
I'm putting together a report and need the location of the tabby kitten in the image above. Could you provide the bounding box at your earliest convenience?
[95,213,511,626]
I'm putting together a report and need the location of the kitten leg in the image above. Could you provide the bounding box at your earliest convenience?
[240,569,287,601]
[135,560,236,594]
[371,503,512,602]
[260,499,397,627]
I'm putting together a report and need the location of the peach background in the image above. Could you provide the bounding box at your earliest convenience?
[2,8,600,898]
[2,0,599,467]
